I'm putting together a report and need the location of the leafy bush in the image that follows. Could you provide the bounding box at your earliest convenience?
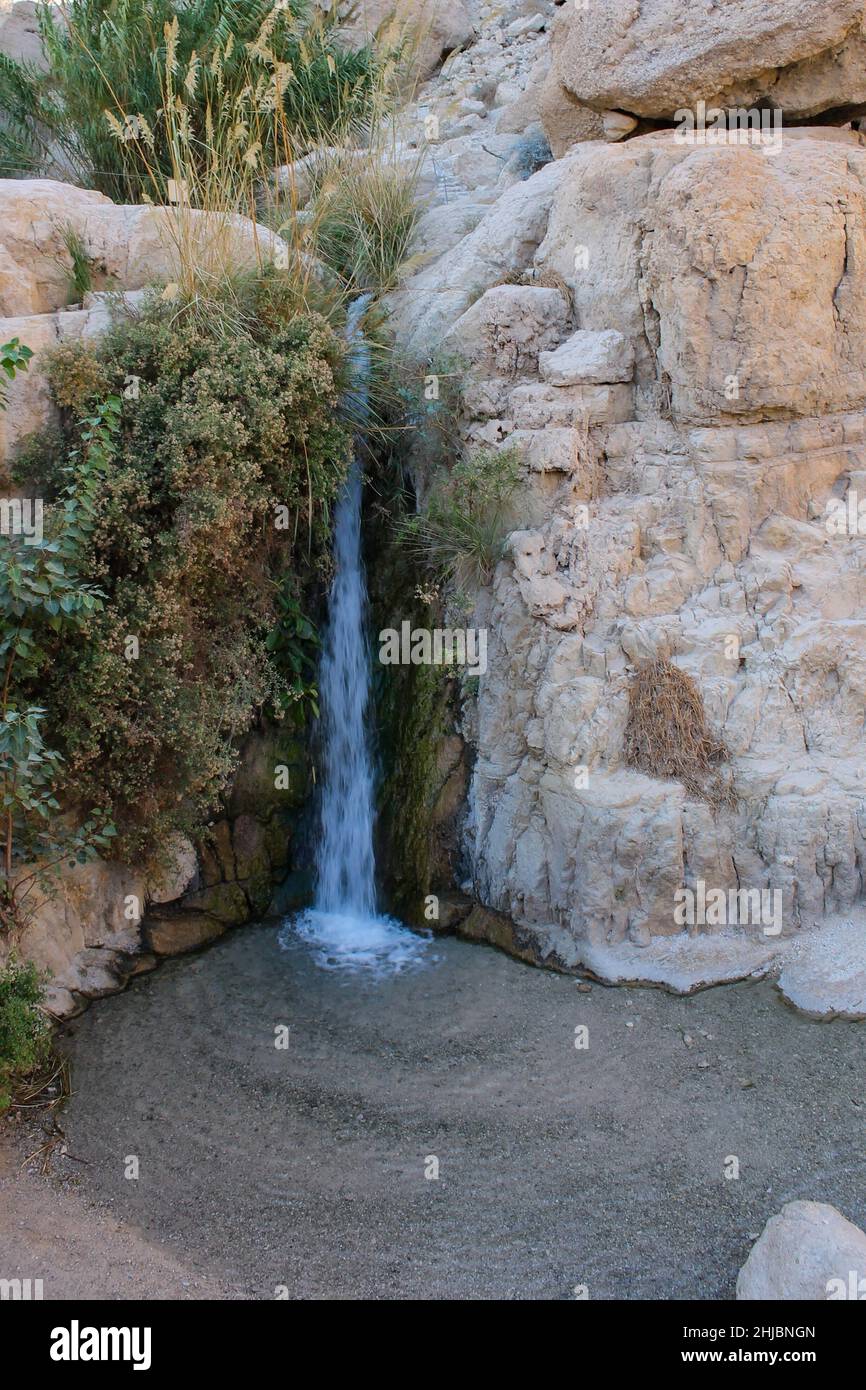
[2,341,113,934]
[0,956,50,1113]
[1,391,119,932]
[397,445,523,586]
[0,338,33,409]
[0,0,379,201]
[18,286,352,859]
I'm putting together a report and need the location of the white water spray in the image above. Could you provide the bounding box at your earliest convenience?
[282,297,430,975]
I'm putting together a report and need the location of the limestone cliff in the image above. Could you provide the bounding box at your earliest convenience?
[385,0,866,1000]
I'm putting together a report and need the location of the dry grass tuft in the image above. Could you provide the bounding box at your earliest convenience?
[624,658,734,806]
[493,266,574,310]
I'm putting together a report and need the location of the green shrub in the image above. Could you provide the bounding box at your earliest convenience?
[0,337,33,410]
[20,287,352,860]
[397,445,523,586]
[0,957,50,1113]
[0,393,119,932]
[61,224,93,304]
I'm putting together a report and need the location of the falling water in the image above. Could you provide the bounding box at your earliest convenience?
[282,297,430,975]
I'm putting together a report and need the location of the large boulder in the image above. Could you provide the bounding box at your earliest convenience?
[445,284,571,379]
[737,1201,866,1300]
[0,1,49,69]
[552,0,866,121]
[538,4,604,157]
[0,180,287,317]
[328,0,476,81]
[539,130,866,424]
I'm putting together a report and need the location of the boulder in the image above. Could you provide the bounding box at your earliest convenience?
[332,0,476,81]
[444,284,570,378]
[538,4,604,157]
[146,833,199,906]
[0,1,50,68]
[552,0,866,121]
[539,131,866,424]
[737,1201,866,1300]
[539,328,634,386]
[0,180,289,317]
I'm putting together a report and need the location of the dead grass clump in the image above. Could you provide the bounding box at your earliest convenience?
[624,658,734,806]
[492,267,573,311]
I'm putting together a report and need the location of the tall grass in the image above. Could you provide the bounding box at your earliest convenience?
[0,0,379,201]
[85,9,423,332]
[397,446,523,587]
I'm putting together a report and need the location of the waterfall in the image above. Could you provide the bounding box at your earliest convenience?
[314,295,377,919]
[281,297,430,975]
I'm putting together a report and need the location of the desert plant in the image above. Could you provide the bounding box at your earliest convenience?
[291,138,423,294]
[0,955,50,1113]
[61,223,93,303]
[397,445,523,586]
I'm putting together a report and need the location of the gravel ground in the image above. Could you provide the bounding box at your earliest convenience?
[27,924,866,1300]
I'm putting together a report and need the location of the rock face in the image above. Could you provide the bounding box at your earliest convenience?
[390,109,866,984]
[552,0,866,122]
[445,284,570,377]
[389,158,566,360]
[540,132,866,422]
[737,1201,866,1300]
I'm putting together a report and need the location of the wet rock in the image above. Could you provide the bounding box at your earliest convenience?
[146,833,199,905]
[145,911,227,957]
[179,882,249,926]
[433,892,473,933]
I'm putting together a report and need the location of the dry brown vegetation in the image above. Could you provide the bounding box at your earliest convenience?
[624,657,734,806]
